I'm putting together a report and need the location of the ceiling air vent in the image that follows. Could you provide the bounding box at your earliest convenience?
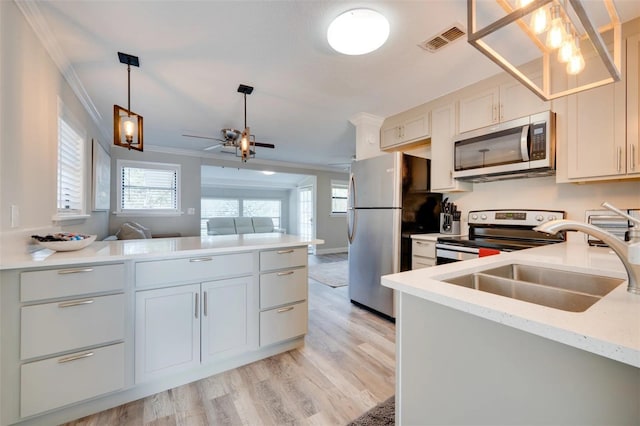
[418,24,466,53]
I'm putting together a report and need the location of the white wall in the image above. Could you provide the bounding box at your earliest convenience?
[447,177,640,242]
[0,1,109,243]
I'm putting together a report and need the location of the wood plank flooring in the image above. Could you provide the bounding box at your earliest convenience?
[64,254,395,426]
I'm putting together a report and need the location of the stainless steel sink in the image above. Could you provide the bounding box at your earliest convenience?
[443,264,624,312]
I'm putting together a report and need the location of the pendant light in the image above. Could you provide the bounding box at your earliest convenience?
[113,52,143,151]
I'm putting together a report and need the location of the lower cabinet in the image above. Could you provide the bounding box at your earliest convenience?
[260,301,308,347]
[411,239,437,269]
[135,276,257,383]
[21,343,125,418]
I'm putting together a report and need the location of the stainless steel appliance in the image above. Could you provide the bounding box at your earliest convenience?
[453,111,556,182]
[436,209,566,264]
[347,152,441,318]
[585,208,640,246]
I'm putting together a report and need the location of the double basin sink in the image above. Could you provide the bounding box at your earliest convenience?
[443,263,624,312]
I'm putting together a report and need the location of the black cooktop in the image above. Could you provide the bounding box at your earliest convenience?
[437,235,563,252]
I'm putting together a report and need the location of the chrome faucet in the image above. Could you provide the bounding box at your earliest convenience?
[533,202,640,295]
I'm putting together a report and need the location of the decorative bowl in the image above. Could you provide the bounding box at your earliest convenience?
[35,235,97,252]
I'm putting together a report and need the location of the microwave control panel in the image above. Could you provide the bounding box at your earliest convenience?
[530,123,546,160]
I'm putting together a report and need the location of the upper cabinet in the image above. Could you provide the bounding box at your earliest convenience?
[430,103,472,193]
[565,31,639,181]
[381,104,430,150]
[458,76,550,133]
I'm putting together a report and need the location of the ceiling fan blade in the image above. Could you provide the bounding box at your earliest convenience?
[182,133,225,142]
[203,143,223,151]
[252,141,275,149]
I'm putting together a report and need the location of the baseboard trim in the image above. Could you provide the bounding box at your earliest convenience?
[315,247,347,255]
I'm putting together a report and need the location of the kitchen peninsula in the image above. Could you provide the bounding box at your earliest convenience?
[0,233,322,426]
[382,242,640,425]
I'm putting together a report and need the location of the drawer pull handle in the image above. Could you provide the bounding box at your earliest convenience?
[58,299,94,308]
[58,351,94,364]
[57,268,94,275]
[416,241,431,246]
[277,306,295,313]
[277,249,294,254]
[277,271,295,276]
[190,257,212,262]
[203,291,208,317]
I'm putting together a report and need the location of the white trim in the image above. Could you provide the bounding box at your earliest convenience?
[51,214,91,222]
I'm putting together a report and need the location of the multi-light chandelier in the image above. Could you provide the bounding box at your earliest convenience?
[467,0,621,101]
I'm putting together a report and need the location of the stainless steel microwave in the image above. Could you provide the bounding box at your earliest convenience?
[452,111,556,182]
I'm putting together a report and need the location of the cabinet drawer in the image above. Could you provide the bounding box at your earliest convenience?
[260,301,308,347]
[20,263,125,302]
[21,343,125,418]
[21,293,125,360]
[136,252,253,287]
[260,247,307,272]
[260,267,307,309]
[412,240,436,259]
[412,256,436,269]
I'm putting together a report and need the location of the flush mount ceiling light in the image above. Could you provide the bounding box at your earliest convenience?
[467,0,621,101]
[327,8,390,55]
[114,52,143,151]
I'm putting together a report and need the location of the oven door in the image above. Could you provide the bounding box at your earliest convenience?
[435,243,479,265]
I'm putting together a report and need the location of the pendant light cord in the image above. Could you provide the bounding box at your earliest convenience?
[127,64,131,117]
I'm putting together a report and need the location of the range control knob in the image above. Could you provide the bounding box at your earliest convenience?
[480,214,488,220]
[471,214,478,220]
[548,215,557,221]
[535,215,544,222]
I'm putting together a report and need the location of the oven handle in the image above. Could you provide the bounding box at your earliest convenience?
[435,243,480,254]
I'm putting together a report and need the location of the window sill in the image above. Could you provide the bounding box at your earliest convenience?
[330,213,347,217]
[113,211,184,217]
[52,214,90,223]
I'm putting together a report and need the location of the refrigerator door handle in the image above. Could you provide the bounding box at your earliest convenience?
[347,174,356,243]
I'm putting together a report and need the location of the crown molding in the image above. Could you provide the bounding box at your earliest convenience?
[15,0,109,141]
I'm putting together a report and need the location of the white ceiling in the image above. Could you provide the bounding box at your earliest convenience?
[28,0,640,170]
[201,166,311,189]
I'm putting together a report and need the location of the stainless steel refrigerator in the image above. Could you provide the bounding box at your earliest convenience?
[347,152,441,318]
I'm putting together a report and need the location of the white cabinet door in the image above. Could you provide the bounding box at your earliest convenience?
[499,79,549,122]
[135,284,200,383]
[380,125,401,149]
[627,34,640,176]
[201,277,256,363]
[431,103,472,192]
[458,87,499,133]
[567,49,626,179]
[402,114,430,142]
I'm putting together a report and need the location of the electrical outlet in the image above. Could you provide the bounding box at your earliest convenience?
[187,208,195,215]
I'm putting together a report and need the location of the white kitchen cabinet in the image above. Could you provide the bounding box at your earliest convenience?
[135,284,201,383]
[381,105,430,150]
[201,276,257,363]
[566,43,627,180]
[411,239,436,269]
[458,77,549,133]
[627,34,640,176]
[430,103,472,192]
[260,301,308,347]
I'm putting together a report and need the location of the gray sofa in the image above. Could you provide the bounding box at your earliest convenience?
[207,217,284,235]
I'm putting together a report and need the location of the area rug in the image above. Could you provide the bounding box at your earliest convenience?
[347,396,395,425]
[308,260,348,288]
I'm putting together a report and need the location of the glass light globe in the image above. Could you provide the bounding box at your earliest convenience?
[327,9,390,55]
[567,50,585,75]
[530,7,550,34]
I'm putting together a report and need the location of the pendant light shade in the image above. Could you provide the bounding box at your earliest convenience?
[114,52,143,151]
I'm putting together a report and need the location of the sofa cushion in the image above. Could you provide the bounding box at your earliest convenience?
[234,217,254,234]
[116,222,150,240]
[207,218,237,235]
[252,217,274,233]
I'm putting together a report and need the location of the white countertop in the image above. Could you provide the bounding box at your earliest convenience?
[382,242,640,368]
[0,234,323,270]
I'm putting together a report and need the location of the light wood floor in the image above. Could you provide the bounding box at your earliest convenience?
[64,254,395,426]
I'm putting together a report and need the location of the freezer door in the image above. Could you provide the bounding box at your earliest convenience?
[350,153,401,208]
[348,208,400,317]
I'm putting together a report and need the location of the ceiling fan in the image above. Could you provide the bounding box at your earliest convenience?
[183,84,275,162]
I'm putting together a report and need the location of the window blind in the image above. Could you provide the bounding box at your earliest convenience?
[121,166,178,210]
[57,117,84,213]
[331,181,348,214]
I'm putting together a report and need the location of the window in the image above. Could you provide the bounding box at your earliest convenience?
[55,100,86,219]
[331,180,348,215]
[117,160,180,215]
[200,197,282,236]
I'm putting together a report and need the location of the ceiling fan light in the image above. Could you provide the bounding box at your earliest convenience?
[327,9,389,55]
